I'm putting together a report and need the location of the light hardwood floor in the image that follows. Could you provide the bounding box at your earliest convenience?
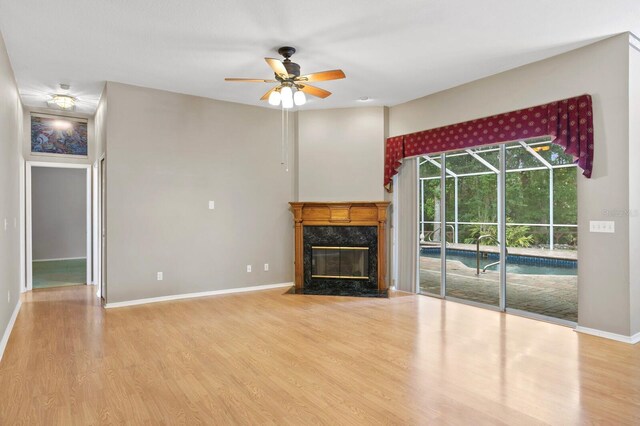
[0,285,639,425]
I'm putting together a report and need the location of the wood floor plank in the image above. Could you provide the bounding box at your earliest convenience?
[0,285,639,425]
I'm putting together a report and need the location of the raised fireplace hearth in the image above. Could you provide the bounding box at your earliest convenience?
[289,202,390,297]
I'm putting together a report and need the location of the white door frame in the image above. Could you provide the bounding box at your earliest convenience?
[92,154,105,299]
[25,161,93,291]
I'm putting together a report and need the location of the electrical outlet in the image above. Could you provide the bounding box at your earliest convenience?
[7,290,10,303]
[246,265,252,273]
[157,272,163,281]
[208,200,215,210]
[264,263,269,271]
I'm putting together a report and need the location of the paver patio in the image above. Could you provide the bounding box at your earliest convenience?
[419,256,577,322]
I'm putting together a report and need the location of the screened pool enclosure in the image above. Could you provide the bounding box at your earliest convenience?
[418,138,578,323]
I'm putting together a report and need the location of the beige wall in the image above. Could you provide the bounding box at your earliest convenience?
[297,107,386,201]
[31,167,86,260]
[0,30,23,349]
[629,39,640,335]
[103,82,295,303]
[390,34,633,336]
[94,86,107,160]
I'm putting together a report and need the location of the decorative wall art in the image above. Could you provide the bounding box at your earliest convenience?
[31,114,88,157]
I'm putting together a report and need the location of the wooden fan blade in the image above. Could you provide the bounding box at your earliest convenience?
[297,69,345,82]
[225,78,277,83]
[299,84,331,99]
[260,87,278,101]
[265,58,289,79]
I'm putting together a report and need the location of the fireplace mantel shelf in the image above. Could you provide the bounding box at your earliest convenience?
[289,201,390,226]
[289,201,390,291]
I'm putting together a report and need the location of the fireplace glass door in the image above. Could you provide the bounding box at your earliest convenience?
[312,246,369,279]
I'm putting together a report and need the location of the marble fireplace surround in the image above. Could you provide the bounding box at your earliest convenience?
[289,202,390,293]
[304,225,378,292]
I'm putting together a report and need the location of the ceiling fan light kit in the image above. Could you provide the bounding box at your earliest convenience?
[225,46,345,109]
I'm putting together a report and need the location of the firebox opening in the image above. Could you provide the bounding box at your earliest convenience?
[311,246,369,279]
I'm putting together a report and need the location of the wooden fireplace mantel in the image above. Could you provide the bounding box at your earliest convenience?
[289,201,390,290]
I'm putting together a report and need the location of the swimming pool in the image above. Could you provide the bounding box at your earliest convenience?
[420,248,577,276]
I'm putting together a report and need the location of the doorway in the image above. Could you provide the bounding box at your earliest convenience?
[26,162,92,291]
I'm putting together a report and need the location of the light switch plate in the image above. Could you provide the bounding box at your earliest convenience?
[264,263,269,271]
[246,265,252,273]
[208,200,215,210]
[157,272,163,281]
[589,220,615,233]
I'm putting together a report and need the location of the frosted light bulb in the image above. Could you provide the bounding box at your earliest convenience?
[293,90,306,106]
[281,86,293,109]
[268,90,281,106]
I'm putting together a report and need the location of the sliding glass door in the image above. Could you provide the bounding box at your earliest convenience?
[444,146,502,307]
[503,140,578,322]
[418,139,578,323]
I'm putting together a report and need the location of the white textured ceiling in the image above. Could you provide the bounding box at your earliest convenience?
[0,0,639,114]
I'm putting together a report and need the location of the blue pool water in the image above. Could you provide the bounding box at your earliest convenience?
[421,248,577,276]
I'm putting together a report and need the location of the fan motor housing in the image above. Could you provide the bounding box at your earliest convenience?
[283,61,300,78]
[277,46,300,78]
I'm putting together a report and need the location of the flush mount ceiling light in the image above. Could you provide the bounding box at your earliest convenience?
[48,84,76,110]
[51,94,76,110]
[225,46,345,108]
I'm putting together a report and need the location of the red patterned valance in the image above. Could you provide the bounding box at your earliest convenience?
[384,94,594,190]
[384,136,404,191]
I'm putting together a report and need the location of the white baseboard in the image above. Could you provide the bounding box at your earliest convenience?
[104,282,293,309]
[574,326,640,344]
[33,257,87,262]
[0,300,22,363]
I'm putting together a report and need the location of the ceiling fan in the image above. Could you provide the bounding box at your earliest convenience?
[225,46,345,108]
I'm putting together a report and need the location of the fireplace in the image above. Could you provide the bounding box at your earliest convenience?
[290,202,389,296]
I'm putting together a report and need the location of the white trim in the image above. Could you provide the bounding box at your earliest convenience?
[575,326,640,344]
[0,300,22,363]
[25,163,32,291]
[19,159,26,292]
[85,166,92,285]
[25,161,92,291]
[32,257,87,262]
[25,161,89,169]
[92,159,99,294]
[104,282,293,309]
[31,112,88,123]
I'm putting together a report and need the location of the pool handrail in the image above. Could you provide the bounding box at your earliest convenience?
[475,235,508,275]
[423,224,455,246]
